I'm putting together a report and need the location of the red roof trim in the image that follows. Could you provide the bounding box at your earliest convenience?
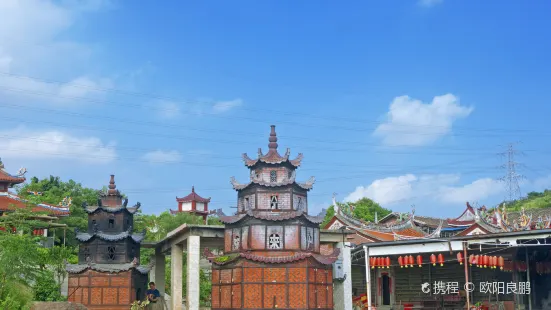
[176,186,211,203]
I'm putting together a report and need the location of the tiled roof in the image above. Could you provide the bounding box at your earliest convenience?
[219,210,324,224]
[169,209,209,215]
[84,204,139,214]
[65,262,150,274]
[204,248,340,266]
[176,186,211,203]
[75,230,145,243]
[414,216,451,228]
[0,192,70,216]
[230,176,315,191]
[242,126,303,168]
[0,161,26,184]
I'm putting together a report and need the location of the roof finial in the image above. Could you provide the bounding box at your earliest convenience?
[192,186,195,193]
[108,175,117,195]
[268,125,278,150]
[0,157,3,169]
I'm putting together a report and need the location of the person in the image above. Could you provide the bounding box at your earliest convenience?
[146,282,161,303]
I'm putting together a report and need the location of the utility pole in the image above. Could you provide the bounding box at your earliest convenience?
[498,143,525,202]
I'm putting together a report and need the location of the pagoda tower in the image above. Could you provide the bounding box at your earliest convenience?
[204,125,339,310]
[170,186,211,222]
[66,175,149,309]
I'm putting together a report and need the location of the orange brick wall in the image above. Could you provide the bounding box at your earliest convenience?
[212,260,333,309]
[67,270,137,310]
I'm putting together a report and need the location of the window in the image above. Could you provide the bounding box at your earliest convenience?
[107,246,116,260]
[108,218,115,229]
[306,229,314,250]
[270,170,277,182]
[245,197,250,209]
[126,218,130,226]
[268,233,282,249]
[233,234,240,250]
[83,247,90,262]
[270,196,278,209]
[288,170,293,179]
[297,197,303,210]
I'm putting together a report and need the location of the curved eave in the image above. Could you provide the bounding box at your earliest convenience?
[205,248,340,266]
[242,151,303,168]
[66,263,150,275]
[231,179,314,191]
[75,231,146,243]
[219,211,324,225]
[84,205,139,214]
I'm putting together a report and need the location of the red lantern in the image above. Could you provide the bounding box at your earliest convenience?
[493,256,498,269]
[457,252,463,265]
[370,257,375,269]
[376,257,381,268]
[417,255,423,267]
[498,256,504,270]
[430,254,436,266]
[385,257,390,269]
[482,255,488,268]
[438,254,444,266]
[469,254,474,266]
[398,256,404,268]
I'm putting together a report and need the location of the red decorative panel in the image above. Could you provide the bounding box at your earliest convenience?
[103,287,117,304]
[285,225,300,249]
[231,284,241,308]
[288,268,306,282]
[212,269,220,284]
[69,277,78,287]
[91,276,109,286]
[320,243,333,255]
[220,269,232,284]
[308,268,317,283]
[91,288,102,305]
[289,284,307,308]
[308,284,317,308]
[232,268,242,283]
[69,287,82,303]
[118,287,130,304]
[317,284,327,308]
[221,286,232,308]
[264,268,286,283]
[327,269,333,284]
[82,288,89,304]
[111,275,128,286]
[211,286,220,308]
[316,269,327,284]
[79,276,89,286]
[264,284,286,308]
[244,268,262,282]
[243,284,262,308]
[224,229,232,252]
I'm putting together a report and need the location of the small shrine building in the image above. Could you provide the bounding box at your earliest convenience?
[66,175,149,309]
[170,186,211,223]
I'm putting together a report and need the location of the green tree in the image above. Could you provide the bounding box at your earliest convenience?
[321,205,335,228]
[351,198,391,222]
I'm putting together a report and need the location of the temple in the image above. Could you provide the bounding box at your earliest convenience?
[170,186,211,222]
[66,175,149,309]
[204,125,339,309]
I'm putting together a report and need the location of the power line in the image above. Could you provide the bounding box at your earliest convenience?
[498,143,526,202]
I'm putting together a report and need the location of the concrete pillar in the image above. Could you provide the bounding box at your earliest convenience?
[334,242,353,310]
[171,243,184,310]
[150,248,166,295]
[186,236,201,310]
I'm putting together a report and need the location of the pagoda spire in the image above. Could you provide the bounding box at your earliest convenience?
[108,175,117,195]
[268,125,278,150]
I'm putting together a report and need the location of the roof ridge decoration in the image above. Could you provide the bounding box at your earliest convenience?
[0,158,27,185]
[65,262,150,275]
[219,210,324,225]
[176,186,211,203]
[0,192,71,214]
[230,175,314,191]
[241,125,303,167]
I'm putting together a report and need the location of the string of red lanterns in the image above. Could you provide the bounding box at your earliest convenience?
[369,253,518,273]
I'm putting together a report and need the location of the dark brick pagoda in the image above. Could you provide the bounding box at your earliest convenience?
[205,125,339,309]
[66,175,149,309]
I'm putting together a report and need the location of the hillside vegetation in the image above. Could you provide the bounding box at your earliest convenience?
[505,190,551,211]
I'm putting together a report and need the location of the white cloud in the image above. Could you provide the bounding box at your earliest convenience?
[418,0,443,7]
[0,127,116,164]
[212,99,243,114]
[345,173,503,206]
[142,150,182,164]
[373,94,473,146]
[0,0,112,105]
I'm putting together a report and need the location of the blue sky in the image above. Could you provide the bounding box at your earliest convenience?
[1,0,550,218]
